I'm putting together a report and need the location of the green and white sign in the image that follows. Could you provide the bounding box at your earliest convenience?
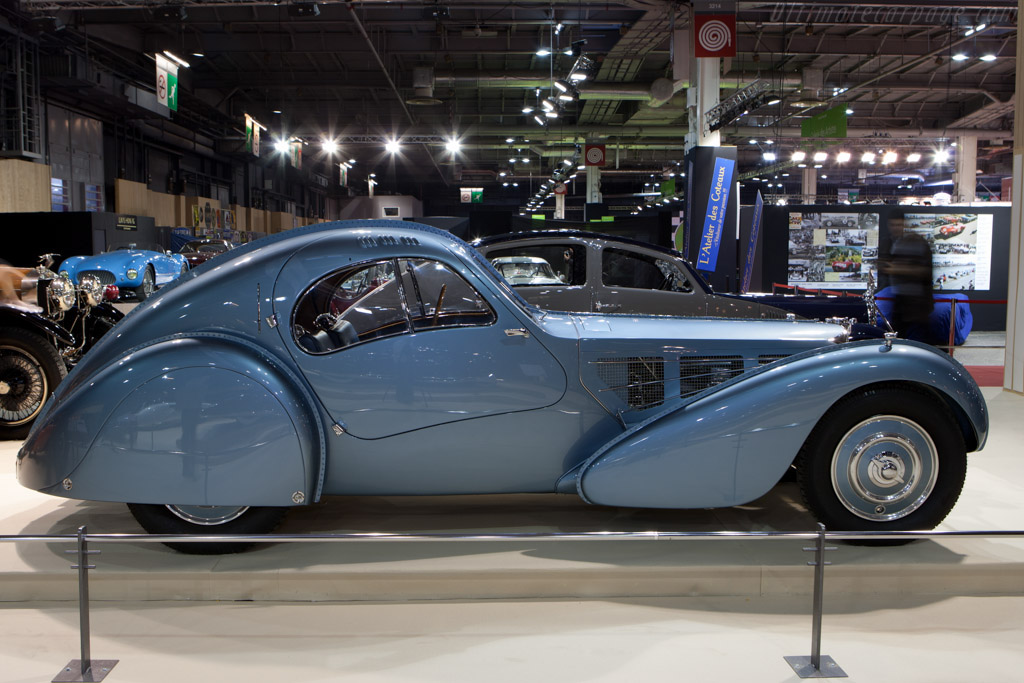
[155,54,178,111]
[801,106,846,139]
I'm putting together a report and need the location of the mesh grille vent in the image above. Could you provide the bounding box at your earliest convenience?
[680,355,744,397]
[79,270,116,286]
[595,356,665,410]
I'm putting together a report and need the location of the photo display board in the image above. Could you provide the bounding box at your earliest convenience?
[904,212,992,291]
[787,211,880,289]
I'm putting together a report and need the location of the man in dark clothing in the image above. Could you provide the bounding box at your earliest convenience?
[880,217,936,343]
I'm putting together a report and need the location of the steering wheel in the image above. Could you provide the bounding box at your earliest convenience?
[314,312,338,331]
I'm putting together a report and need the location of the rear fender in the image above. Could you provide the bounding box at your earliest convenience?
[570,340,986,509]
[18,333,326,507]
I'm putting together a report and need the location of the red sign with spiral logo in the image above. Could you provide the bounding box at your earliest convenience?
[694,14,736,58]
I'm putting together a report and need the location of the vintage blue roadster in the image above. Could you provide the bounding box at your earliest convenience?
[18,220,987,552]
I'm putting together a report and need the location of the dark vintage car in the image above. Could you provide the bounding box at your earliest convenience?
[474,231,790,319]
[18,221,986,554]
[178,239,234,268]
[0,257,122,438]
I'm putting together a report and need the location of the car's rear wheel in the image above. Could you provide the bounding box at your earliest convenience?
[134,266,155,301]
[0,329,67,439]
[796,386,966,536]
[127,503,289,554]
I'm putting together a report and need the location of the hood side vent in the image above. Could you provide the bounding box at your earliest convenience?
[595,356,665,410]
[680,355,744,398]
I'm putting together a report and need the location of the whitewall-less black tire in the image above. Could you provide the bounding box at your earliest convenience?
[0,329,67,439]
[127,503,289,554]
[796,386,967,533]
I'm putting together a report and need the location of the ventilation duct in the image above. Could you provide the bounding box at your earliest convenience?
[407,67,442,106]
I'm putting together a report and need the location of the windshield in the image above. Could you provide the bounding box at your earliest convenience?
[181,241,229,254]
[106,243,163,253]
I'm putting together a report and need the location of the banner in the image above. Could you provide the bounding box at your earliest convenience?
[741,191,763,293]
[695,156,735,272]
[245,114,261,157]
[801,106,847,138]
[155,54,178,111]
[693,1,737,58]
[289,140,302,169]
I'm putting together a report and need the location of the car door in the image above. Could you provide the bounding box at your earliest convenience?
[277,253,567,440]
[595,244,706,316]
[482,242,589,313]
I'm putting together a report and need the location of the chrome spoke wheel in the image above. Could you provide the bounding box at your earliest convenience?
[0,346,47,426]
[830,415,938,522]
[166,505,250,526]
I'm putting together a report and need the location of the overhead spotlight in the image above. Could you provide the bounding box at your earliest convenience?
[385,139,401,154]
[533,114,546,125]
[813,151,828,162]
[836,151,851,163]
[522,106,534,114]
[935,149,950,163]
[763,151,776,161]
[882,151,897,164]
[568,54,595,81]
[445,138,461,153]
[536,48,551,57]
[845,108,854,115]
[907,152,922,163]
[288,2,320,17]
[553,79,571,93]
[554,22,564,34]
[861,151,875,163]
[557,91,577,102]
[952,53,969,62]
[162,51,191,68]
[274,139,290,154]
[153,4,187,21]
[980,54,997,62]
[521,157,529,163]
[766,98,781,105]
[505,137,515,143]
[540,98,555,111]
[791,151,806,162]
[321,139,338,155]
[570,39,587,57]
[545,110,559,118]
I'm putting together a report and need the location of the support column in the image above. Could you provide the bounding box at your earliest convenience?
[686,57,721,151]
[801,167,817,204]
[953,135,978,204]
[1005,0,1024,392]
[586,166,601,204]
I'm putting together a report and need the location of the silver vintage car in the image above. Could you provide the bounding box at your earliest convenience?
[18,221,986,552]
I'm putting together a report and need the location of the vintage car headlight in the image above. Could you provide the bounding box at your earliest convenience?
[78,274,104,307]
[48,276,76,312]
[126,268,139,280]
[58,270,69,279]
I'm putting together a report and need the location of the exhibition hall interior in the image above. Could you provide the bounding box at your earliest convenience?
[1,0,1024,680]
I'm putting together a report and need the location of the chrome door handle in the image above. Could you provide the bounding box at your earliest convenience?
[595,302,620,312]
[504,328,530,339]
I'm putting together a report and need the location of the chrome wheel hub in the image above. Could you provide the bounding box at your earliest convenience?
[831,416,938,522]
[166,505,249,526]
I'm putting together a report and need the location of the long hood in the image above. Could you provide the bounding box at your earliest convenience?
[73,252,147,269]
[572,313,844,347]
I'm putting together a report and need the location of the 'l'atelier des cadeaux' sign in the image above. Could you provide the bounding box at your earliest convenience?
[696,156,735,272]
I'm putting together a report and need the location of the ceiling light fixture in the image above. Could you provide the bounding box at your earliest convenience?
[861,151,875,163]
[813,151,827,162]
[385,139,401,154]
[907,152,922,163]
[980,54,997,62]
[952,53,969,61]
[836,151,851,163]
[162,50,191,68]
[791,151,806,161]
[882,151,897,164]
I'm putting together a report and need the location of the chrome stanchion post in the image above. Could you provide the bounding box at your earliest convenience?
[948,298,957,357]
[53,526,118,683]
[784,524,847,678]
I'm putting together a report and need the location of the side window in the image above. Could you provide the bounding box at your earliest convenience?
[487,245,585,286]
[601,248,693,293]
[399,259,496,331]
[293,259,410,354]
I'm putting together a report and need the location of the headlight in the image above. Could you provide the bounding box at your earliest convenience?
[48,276,76,312]
[126,269,139,280]
[58,270,69,278]
[78,274,104,307]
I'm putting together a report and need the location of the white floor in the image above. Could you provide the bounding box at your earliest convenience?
[1,386,1023,682]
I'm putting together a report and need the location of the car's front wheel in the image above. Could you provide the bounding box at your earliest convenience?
[796,386,967,534]
[127,503,289,554]
[0,329,67,439]
[134,266,155,301]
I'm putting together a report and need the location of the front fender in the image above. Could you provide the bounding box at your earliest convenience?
[571,340,987,509]
[18,334,325,507]
[59,256,87,280]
